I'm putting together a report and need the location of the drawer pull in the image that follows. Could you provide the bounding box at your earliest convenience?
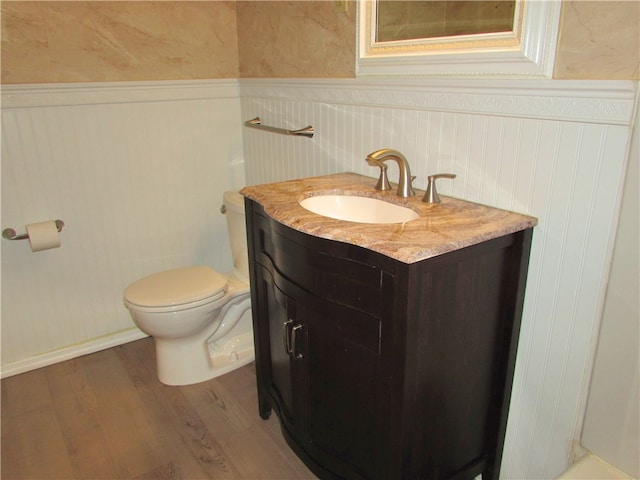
[283,319,293,354]
[291,324,303,360]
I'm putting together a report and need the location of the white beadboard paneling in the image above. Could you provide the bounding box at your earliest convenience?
[581,99,639,478]
[239,78,637,480]
[1,80,244,373]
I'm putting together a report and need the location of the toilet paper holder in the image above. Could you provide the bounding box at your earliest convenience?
[2,219,65,241]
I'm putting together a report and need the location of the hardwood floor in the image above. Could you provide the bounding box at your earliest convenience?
[1,338,317,479]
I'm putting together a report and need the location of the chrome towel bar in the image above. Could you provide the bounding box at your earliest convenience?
[244,117,314,138]
[2,219,65,240]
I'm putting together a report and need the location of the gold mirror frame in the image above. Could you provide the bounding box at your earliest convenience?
[357,0,562,77]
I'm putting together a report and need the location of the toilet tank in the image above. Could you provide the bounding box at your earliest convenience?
[223,191,249,282]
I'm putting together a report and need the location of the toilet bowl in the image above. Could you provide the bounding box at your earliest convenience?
[123,191,253,386]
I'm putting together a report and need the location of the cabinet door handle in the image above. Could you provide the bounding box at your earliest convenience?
[291,324,303,360]
[283,319,293,354]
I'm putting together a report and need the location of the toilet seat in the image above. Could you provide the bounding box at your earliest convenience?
[124,266,228,308]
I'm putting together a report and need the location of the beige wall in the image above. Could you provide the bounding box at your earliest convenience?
[1,0,638,83]
[237,1,355,78]
[554,1,639,79]
[1,1,239,83]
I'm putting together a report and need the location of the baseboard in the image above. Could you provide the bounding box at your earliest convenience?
[1,329,149,379]
[556,453,635,480]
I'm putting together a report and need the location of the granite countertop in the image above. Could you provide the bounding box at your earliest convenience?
[241,172,537,264]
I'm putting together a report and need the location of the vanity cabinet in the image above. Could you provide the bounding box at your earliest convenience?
[245,198,533,480]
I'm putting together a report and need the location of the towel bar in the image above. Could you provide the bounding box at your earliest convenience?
[244,117,314,138]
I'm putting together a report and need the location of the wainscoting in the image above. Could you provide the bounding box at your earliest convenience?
[1,80,245,375]
[239,78,637,479]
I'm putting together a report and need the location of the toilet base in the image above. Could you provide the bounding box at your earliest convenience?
[154,332,255,386]
[207,330,255,379]
[154,309,255,386]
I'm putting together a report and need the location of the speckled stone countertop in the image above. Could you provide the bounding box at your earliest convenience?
[241,173,537,264]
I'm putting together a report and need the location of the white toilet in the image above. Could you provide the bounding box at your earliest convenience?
[123,191,253,386]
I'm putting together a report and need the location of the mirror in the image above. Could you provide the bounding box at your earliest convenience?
[357,0,561,77]
[376,1,516,42]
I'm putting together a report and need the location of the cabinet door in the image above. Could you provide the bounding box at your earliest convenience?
[254,265,298,429]
[257,265,384,479]
[297,291,382,480]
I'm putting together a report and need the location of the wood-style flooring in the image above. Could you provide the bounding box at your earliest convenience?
[1,338,317,479]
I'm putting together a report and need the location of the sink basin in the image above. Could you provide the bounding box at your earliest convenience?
[299,195,419,224]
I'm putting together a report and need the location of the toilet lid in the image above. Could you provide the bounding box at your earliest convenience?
[124,266,228,308]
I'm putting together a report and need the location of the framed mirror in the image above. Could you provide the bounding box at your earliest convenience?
[357,0,562,77]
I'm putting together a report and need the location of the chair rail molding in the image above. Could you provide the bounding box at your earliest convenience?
[239,78,637,126]
[1,79,240,108]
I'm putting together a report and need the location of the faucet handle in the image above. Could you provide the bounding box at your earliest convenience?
[374,164,392,191]
[409,175,417,195]
[422,173,456,203]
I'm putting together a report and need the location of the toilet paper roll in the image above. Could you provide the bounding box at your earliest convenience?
[26,220,61,252]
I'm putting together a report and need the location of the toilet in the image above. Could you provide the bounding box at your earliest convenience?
[123,191,253,386]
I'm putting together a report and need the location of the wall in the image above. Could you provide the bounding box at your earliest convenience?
[580,96,639,478]
[1,81,245,373]
[237,1,355,78]
[554,1,639,80]
[1,1,239,83]
[1,2,244,371]
[234,0,639,80]
[3,1,639,83]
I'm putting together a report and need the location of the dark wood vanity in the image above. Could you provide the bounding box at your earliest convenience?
[242,173,535,480]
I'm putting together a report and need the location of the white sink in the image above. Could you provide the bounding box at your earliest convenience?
[299,195,419,224]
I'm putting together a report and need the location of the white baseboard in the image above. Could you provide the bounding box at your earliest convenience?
[556,453,635,480]
[1,329,149,379]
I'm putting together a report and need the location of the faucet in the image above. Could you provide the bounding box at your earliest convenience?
[422,173,456,203]
[366,148,415,197]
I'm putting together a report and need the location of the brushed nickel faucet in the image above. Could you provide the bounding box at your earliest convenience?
[366,148,415,198]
